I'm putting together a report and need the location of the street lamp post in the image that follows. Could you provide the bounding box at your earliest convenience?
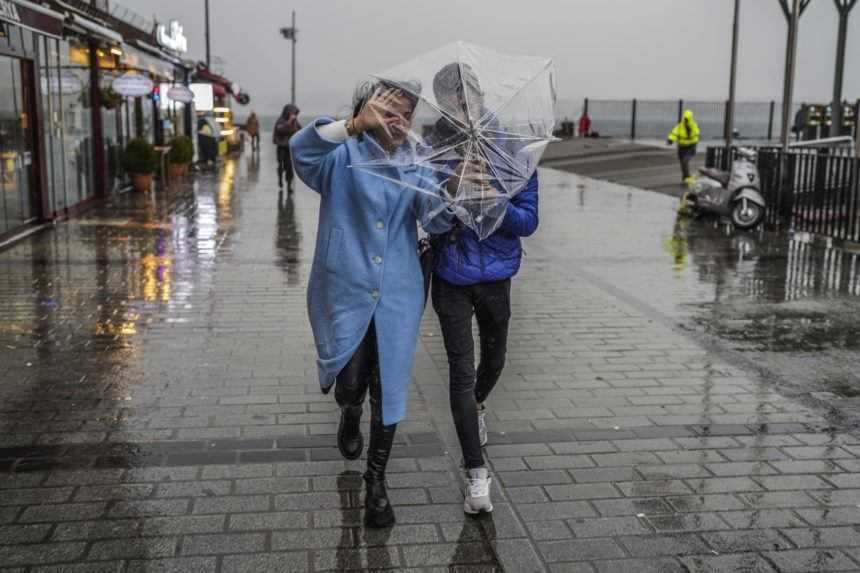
[204,0,211,68]
[831,0,858,137]
[778,0,808,151]
[725,0,741,149]
[280,12,298,105]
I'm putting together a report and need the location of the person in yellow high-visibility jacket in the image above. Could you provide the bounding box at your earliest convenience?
[667,109,700,183]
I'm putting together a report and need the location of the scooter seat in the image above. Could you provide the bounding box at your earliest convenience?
[699,167,730,187]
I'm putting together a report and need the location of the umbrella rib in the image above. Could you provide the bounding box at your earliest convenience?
[369,73,470,131]
[478,59,553,126]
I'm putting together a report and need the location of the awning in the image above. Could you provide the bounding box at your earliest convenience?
[68,12,123,44]
[131,39,183,66]
[192,62,251,105]
[2,0,64,39]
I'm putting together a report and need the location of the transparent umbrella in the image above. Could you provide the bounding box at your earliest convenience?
[350,41,558,239]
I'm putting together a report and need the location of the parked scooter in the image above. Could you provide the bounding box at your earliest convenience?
[683,148,766,230]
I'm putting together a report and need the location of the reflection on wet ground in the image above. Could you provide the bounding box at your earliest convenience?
[535,168,860,424]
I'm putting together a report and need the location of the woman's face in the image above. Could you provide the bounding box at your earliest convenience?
[373,90,414,151]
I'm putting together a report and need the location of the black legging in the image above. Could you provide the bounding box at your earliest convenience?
[277,145,294,187]
[432,275,511,470]
[334,320,397,481]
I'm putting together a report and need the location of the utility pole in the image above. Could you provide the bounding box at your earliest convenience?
[725,0,741,149]
[831,0,858,137]
[280,12,298,104]
[778,0,809,150]
[204,0,211,68]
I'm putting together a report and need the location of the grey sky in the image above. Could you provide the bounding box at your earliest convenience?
[122,0,858,120]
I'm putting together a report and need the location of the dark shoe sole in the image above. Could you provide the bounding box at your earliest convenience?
[337,413,364,461]
[364,505,395,528]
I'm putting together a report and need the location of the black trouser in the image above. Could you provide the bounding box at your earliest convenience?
[250,134,259,151]
[432,275,511,469]
[277,145,294,188]
[334,320,397,481]
[678,144,697,180]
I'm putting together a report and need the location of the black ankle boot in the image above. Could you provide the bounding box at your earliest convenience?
[364,474,395,528]
[337,405,364,460]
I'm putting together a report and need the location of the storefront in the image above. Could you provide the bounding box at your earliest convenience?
[0,0,64,237]
[0,1,195,241]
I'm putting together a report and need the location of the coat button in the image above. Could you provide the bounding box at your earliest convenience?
[376,221,385,230]
[373,256,382,265]
[371,289,380,299]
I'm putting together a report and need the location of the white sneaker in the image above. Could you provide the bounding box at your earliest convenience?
[464,467,493,514]
[477,405,488,447]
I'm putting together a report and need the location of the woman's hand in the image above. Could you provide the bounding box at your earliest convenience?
[353,88,410,137]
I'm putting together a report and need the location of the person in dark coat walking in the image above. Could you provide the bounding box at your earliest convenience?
[273,104,301,191]
[429,62,540,515]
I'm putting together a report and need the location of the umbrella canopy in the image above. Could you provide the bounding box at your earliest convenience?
[350,41,557,239]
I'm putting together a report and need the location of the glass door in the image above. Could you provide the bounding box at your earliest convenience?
[0,55,37,234]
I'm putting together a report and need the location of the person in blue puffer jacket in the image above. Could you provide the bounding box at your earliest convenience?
[429,62,539,515]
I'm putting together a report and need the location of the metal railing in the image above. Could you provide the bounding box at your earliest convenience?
[706,145,860,242]
[582,98,859,142]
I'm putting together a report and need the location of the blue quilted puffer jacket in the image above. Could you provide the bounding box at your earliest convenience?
[433,171,539,286]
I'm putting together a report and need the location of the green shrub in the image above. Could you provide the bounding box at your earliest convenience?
[122,137,158,175]
[167,135,194,164]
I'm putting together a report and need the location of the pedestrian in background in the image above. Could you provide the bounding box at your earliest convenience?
[289,81,453,528]
[245,110,260,152]
[273,104,301,191]
[667,109,700,184]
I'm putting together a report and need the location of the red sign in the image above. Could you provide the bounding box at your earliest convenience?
[0,1,63,39]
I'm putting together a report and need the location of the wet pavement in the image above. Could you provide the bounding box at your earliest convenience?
[0,142,859,571]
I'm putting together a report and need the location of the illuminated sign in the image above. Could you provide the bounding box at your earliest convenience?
[167,85,194,103]
[0,1,20,24]
[112,73,154,97]
[156,20,187,53]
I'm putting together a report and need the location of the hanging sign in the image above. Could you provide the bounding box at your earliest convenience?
[156,20,187,53]
[167,85,194,103]
[112,73,154,97]
[41,70,83,95]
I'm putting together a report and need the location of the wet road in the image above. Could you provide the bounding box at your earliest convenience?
[0,142,859,571]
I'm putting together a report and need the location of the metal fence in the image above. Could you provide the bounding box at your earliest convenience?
[585,99,805,141]
[706,145,860,242]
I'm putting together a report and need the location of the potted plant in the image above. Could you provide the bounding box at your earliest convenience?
[122,137,158,192]
[166,135,194,178]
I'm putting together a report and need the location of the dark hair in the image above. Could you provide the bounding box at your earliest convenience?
[280,104,300,119]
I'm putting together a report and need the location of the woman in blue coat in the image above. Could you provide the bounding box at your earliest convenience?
[290,82,452,528]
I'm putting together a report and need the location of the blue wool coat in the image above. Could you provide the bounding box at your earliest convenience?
[291,118,453,425]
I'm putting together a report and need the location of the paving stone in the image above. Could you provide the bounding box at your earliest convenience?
[678,553,777,573]
[764,549,858,572]
[0,542,86,566]
[664,494,748,512]
[155,481,232,498]
[525,520,572,540]
[181,532,265,555]
[701,528,791,552]
[314,545,402,570]
[498,470,572,487]
[592,497,673,517]
[126,557,217,573]
[221,552,308,573]
[89,536,178,559]
[518,501,597,521]
[192,495,269,514]
[619,533,712,557]
[569,467,639,483]
[19,502,107,523]
[591,559,687,573]
[780,526,860,548]
[567,516,652,537]
[538,539,625,562]
[646,512,731,532]
[544,483,621,501]
[228,511,308,531]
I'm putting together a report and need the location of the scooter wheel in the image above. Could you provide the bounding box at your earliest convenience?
[731,199,764,229]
